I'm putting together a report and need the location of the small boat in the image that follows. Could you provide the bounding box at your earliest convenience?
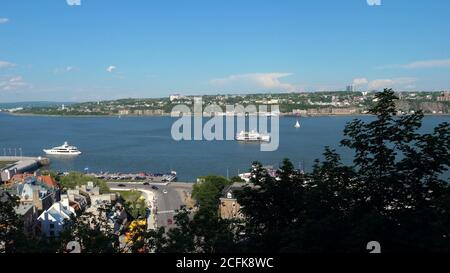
[294,120,301,128]
[236,130,270,142]
[43,141,81,155]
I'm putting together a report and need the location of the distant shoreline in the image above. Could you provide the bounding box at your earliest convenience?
[3,112,450,118]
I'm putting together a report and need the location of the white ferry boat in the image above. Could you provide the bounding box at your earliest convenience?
[43,141,81,155]
[236,130,270,142]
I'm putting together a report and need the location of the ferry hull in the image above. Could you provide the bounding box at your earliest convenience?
[43,149,81,155]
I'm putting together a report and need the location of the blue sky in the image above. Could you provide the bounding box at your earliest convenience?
[0,0,449,102]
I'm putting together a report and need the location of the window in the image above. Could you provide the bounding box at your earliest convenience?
[49,223,54,229]
[49,231,55,237]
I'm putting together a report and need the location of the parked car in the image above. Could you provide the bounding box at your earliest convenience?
[167,218,173,225]
[118,184,126,187]
[151,185,158,190]
[143,182,149,185]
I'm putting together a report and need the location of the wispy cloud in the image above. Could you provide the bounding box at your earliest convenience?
[210,73,295,91]
[0,76,27,91]
[402,59,450,69]
[0,18,9,24]
[378,58,450,69]
[368,77,416,90]
[352,78,369,86]
[106,65,116,73]
[53,66,78,74]
[0,61,15,69]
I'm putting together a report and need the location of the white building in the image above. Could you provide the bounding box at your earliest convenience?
[169,94,184,102]
[37,199,76,237]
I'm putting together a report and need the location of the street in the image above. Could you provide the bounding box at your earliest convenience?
[107,181,193,228]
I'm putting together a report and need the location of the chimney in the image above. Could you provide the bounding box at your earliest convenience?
[61,198,70,209]
[32,188,41,210]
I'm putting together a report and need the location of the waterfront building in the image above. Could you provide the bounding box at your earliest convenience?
[437,91,450,102]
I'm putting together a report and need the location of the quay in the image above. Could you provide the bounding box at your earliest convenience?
[87,171,177,183]
[0,156,50,182]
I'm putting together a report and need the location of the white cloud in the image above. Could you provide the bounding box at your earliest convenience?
[0,61,14,69]
[402,59,450,69]
[210,73,295,91]
[0,18,9,24]
[352,78,369,86]
[53,66,78,74]
[379,58,450,69]
[0,76,27,91]
[66,0,81,6]
[106,65,116,73]
[368,77,416,90]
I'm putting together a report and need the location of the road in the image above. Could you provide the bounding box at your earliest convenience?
[107,181,193,228]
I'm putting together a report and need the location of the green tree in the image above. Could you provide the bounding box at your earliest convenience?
[126,198,147,220]
[58,205,120,253]
[129,206,237,253]
[59,172,110,194]
[235,160,307,252]
[192,175,231,213]
[0,194,27,253]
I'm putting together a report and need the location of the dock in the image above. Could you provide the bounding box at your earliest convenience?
[86,171,177,183]
[0,156,50,181]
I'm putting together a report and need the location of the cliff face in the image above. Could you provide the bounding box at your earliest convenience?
[395,101,449,114]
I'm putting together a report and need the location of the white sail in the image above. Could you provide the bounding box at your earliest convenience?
[294,120,301,128]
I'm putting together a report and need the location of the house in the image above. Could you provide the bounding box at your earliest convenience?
[219,182,246,219]
[1,189,40,236]
[437,91,450,102]
[90,193,116,208]
[14,204,39,236]
[63,189,88,210]
[37,199,76,237]
[38,175,59,188]
[60,192,86,215]
[169,94,184,102]
[9,176,60,212]
[77,182,116,208]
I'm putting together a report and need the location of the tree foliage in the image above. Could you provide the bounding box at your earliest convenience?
[192,175,231,213]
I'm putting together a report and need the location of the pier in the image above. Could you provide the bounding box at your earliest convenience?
[0,156,50,182]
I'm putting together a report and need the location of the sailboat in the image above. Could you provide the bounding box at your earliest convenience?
[294,119,301,128]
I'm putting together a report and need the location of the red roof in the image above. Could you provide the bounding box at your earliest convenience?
[39,175,59,188]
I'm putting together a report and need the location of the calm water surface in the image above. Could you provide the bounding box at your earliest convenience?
[0,113,448,181]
